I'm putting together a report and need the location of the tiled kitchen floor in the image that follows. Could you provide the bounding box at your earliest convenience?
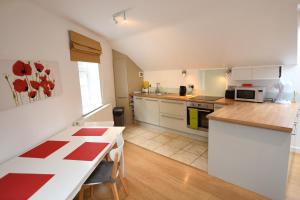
[123,124,208,172]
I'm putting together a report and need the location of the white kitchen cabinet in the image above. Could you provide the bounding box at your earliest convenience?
[134,96,208,138]
[159,99,186,131]
[292,109,300,152]
[134,97,145,122]
[159,113,186,132]
[231,66,281,81]
[143,98,159,125]
[160,100,185,116]
[231,67,252,81]
[252,66,280,80]
[134,97,159,125]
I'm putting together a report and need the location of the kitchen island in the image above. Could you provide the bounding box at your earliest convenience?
[208,101,299,200]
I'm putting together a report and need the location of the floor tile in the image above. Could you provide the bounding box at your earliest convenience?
[176,135,194,142]
[151,135,172,144]
[161,131,179,139]
[154,144,180,157]
[140,140,162,151]
[165,138,191,149]
[140,130,160,140]
[171,150,199,165]
[201,150,208,159]
[193,140,208,148]
[191,156,208,171]
[183,143,207,156]
[124,124,209,172]
[126,134,148,145]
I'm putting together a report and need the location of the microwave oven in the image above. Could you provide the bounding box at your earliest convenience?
[235,87,265,103]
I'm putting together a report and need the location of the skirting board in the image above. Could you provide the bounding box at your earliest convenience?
[291,146,300,154]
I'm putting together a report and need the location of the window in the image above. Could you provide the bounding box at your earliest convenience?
[78,62,102,115]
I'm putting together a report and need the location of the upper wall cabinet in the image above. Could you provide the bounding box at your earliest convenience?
[231,67,252,81]
[231,66,281,81]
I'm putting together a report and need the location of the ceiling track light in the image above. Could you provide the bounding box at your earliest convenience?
[112,9,128,24]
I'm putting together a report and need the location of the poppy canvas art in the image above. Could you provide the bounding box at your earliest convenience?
[0,60,62,111]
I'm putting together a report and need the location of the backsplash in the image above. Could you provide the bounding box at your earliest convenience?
[144,68,227,97]
[143,65,300,102]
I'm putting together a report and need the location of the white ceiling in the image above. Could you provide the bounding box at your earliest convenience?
[31,0,298,70]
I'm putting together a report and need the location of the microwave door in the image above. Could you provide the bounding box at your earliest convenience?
[236,90,255,99]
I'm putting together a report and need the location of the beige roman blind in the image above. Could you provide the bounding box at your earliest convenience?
[69,30,102,63]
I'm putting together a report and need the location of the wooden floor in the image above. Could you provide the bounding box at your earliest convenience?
[81,142,300,200]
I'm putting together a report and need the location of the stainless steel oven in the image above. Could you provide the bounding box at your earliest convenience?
[186,101,214,131]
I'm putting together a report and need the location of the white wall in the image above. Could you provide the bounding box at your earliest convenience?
[143,69,227,96]
[0,0,115,163]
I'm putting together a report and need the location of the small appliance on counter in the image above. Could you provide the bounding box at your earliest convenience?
[235,86,265,103]
[225,85,236,99]
[179,86,187,96]
[225,89,235,99]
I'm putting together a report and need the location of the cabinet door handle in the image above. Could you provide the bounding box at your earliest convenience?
[145,99,157,102]
[161,114,184,120]
[161,100,183,105]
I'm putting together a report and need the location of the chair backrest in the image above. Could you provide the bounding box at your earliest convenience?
[115,133,124,147]
[109,134,124,163]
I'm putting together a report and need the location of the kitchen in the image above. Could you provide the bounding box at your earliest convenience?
[1,0,300,200]
[120,64,300,200]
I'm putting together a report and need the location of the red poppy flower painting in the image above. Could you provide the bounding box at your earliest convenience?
[34,62,44,73]
[1,59,61,111]
[28,91,37,98]
[48,81,55,90]
[39,75,47,81]
[12,60,32,76]
[30,80,40,90]
[43,88,52,97]
[45,69,50,75]
[13,79,28,93]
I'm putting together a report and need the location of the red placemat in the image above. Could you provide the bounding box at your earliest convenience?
[20,140,69,158]
[64,142,109,161]
[0,173,54,200]
[72,128,108,136]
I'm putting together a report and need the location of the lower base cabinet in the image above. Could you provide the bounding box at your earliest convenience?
[134,96,209,137]
[159,113,186,132]
[134,97,159,126]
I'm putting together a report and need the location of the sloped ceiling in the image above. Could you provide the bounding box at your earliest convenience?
[31,0,298,70]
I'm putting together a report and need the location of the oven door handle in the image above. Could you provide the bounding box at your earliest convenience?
[197,109,212,113]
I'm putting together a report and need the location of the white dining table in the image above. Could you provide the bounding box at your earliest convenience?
[0,125,125,200]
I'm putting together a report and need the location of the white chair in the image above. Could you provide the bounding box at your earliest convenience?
[79,134,127,200]
[109,134,125,177]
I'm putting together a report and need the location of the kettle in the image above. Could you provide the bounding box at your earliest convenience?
[179,86,187,96]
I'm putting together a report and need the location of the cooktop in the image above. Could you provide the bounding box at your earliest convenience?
[189,96,223,101]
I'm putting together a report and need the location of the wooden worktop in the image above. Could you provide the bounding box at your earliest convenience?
[133,93,231,105]
[133,93,190,101]
[133,93,299,133]
[208,101,299,133]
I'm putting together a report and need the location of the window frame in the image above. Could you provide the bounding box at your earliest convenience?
[77,61,103,116]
